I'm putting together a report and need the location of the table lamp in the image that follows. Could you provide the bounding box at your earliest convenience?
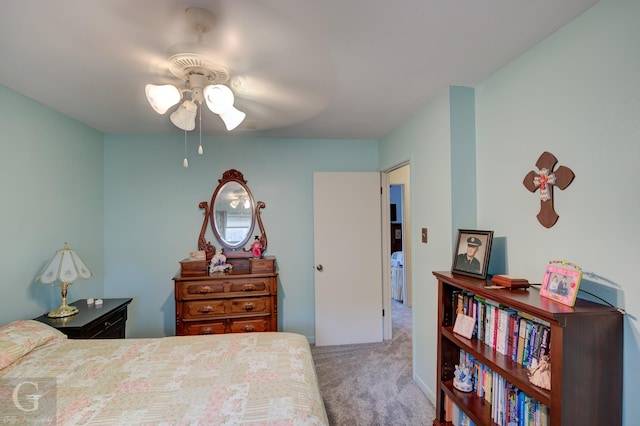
[37,242,92,318]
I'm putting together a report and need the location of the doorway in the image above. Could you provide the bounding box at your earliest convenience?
[388,164,411,339]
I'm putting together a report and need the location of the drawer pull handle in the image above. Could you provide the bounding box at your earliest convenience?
[197,286,212,294]
[201,327,213,335]
[244,303,255,311]
[242,325,256,332]
[104,321,112,327]
[200,306,213,313]
[241,284,257,291]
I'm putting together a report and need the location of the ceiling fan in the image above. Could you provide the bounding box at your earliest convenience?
[145,8,245,131]
[144,5,333,167]
[145,8,245,166]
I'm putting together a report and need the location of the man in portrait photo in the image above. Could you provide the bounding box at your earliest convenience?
[455,236,483,274]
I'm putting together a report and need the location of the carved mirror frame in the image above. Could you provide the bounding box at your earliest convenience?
[198,169,267,260]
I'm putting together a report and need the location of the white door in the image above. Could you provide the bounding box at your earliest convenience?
[313,172,383,346]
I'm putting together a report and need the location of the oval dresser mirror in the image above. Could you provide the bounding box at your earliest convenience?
[211,179,255,249]
[198,169,267,259]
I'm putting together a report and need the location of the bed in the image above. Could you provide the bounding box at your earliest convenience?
[391,251,404,302]
[0,320,328,425]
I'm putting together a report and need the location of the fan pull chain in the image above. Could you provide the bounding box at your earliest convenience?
[198,105,204,155]
[183,129,189,168]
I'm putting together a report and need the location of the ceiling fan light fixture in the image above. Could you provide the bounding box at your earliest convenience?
[145,84,181,114]
[204,84,235,114]
[170,100,198,131]
[219,106,246,131]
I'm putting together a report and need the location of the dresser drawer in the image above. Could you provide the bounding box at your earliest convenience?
[182,300,227,319]
[178,277,271,299]
[181,297,271,320]
[228,297,270,315]
[181,322,227,336]
[179,317,272,335]
[84,308,127,338]
[229,317,271,333]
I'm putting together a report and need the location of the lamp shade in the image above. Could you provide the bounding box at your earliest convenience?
[145,84,181,114]
[37,243,92,318]
[170,100,198,131]
[38,243,92,284]
[204,84,235,114]
[219,106,246,131]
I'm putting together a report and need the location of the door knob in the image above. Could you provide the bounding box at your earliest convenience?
[316,264,324,271]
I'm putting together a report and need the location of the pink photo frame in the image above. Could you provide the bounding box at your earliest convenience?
[540,261,582,307]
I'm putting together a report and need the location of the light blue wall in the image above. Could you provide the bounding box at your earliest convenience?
[380,89,454,402]
[0,85,104,323]
[103,134,378,340]
[475,0,639,422]
[450,87,477,234]
[379,0,639,423]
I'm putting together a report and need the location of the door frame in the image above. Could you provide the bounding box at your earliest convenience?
[382,161,411,340]
[381,172,392,340]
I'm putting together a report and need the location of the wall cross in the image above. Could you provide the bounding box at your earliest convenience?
[523,151,575,228]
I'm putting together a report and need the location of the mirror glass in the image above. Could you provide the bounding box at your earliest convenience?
[211,181,255,249]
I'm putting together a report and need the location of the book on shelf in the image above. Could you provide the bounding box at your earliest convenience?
[516,317,527,364]
[483,368,493,403]
[476,298,486,341]
[539,325,551,358]
[444,394,453,422]
[522,320,534,367]
[510,313,520,362]
[526,322,540,367]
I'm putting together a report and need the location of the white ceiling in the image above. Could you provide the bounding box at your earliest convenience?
[0,0,597,140]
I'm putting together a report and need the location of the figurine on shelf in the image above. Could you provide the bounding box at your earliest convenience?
[453,364,473,392]
[251,236,263,259]
[528,356,551,390]
[210,250,232,273]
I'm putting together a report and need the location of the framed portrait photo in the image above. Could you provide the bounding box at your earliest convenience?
[451,229,494,279]
[540,261,582,307]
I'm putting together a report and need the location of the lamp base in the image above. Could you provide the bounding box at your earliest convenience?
[47,304,79,318]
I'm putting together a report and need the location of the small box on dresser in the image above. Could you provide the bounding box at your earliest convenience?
[250,256,276,274]
[173,257,278,336]
[179,259,209,276]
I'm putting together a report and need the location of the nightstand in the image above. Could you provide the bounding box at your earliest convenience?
[33,298,132,339]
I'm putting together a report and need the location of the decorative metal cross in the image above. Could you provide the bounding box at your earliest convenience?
[523,151,575,228]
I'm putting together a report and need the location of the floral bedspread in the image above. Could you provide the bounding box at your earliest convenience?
[0,320,328,425]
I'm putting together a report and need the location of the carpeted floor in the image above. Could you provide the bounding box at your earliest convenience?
[311,300,435,425]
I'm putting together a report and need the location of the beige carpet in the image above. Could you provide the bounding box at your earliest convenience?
[311,300,436,425]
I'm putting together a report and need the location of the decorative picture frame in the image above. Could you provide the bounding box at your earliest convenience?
[540,260,582,307]
[451,229,494,279]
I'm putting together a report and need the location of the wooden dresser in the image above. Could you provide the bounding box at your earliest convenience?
[173,260,278,336]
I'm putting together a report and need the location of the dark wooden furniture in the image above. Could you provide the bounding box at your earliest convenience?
[174,264,278,336]
[391,223,402,252]
[433,271,622,426]
[33,298,132,339]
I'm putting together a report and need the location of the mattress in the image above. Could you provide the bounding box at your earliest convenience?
[0,320,328,425]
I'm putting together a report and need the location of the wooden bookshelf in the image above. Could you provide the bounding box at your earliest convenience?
[433,271,622,426]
